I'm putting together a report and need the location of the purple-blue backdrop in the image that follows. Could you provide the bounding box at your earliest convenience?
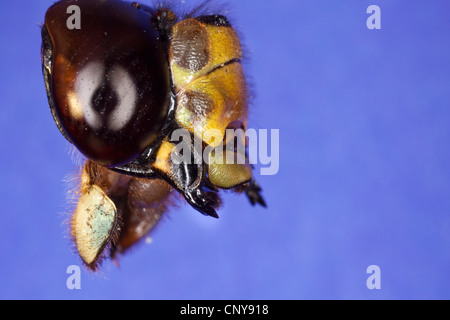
[1,0,449,299]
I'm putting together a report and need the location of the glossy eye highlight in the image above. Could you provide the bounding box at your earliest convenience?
[42,0,170,167]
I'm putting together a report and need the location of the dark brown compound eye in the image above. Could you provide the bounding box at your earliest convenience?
[41,0,170,167]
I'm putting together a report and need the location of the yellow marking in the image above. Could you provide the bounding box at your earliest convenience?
[175,63,248,146]
[170,20,242,90]
[207,25,242,68]
[208,150,252,189]
[153,139,175,175]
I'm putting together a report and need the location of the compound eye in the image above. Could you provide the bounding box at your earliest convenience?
[42,0,170,167]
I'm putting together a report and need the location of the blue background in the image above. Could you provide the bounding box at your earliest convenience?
[1,0,450,299]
